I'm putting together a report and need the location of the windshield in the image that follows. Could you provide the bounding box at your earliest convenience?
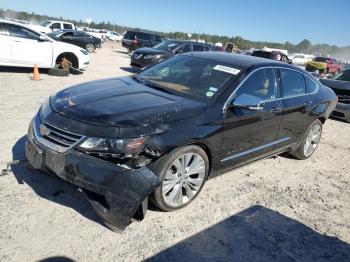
[153,40,183,52]
[137,55,240,101]
[334,70,350,82]
[40,20,51,27]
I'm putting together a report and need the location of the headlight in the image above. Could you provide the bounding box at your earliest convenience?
[80,49,89,55]
[144,54,161,59]
[78,137,145,157]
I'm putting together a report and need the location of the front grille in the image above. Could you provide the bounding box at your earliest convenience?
[42,122,83,147]
[33,115,84,153]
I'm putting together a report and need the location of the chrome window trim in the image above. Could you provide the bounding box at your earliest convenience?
[223,66,320,110]
[221,137,291,162]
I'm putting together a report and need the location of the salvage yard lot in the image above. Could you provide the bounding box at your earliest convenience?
[0,43,350,261]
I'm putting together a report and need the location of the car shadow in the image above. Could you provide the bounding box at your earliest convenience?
[120,66,140,73]
[146,205,350,262]
[113,50,129,55]
[10,135,105,229]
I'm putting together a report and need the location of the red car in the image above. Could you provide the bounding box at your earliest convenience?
[306,57,342,74]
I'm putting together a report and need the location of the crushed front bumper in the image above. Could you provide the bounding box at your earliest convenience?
[331,102,350,122]
[25,118,160,230]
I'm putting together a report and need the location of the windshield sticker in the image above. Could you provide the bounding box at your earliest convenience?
[206,91,215,97]
[209,87,218,92]
[213,65,240,75]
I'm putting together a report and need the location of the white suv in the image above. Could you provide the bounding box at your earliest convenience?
[30,20,77,34]
[0,19,90,70]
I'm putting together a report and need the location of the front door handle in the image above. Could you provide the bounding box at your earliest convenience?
[270,107,282,113]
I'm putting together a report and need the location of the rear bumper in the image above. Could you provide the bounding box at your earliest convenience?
[331,102,350,122]
[25,115,160,230]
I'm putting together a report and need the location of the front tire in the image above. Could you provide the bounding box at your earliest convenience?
[151,145,209,211]
[291,119,322,160]
[85,43,95,53]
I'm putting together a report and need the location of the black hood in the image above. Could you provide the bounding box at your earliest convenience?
[50,77,204,134]
[134,47,169,55]
[320,78,350,92]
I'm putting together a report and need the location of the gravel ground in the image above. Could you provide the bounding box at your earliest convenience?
[0,43,349,262]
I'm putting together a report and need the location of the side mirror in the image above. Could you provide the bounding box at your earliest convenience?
[229,94,264,111]
[38,35,49,42]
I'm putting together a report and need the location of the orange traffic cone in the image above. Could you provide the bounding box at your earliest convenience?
[33,64,40,81]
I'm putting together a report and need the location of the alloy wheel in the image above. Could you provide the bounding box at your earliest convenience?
[303,123,322,157]
[162,153,206,208]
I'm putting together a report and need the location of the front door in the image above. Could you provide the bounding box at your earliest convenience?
[8,24,53,67]
[221,68,284,171]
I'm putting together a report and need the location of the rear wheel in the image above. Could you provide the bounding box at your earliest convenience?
[291,119,322,160]
[151,145,209,211]
[85,43,95,53]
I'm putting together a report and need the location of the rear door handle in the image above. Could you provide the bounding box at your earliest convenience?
[13,40,21,42]
[270,107,282,113]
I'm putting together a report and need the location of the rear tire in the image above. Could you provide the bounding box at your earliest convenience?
[48,67,69,77]
[150,145,209,211]
[291,119,322,160]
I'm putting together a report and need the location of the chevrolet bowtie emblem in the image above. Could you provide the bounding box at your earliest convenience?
[39,124,50,136]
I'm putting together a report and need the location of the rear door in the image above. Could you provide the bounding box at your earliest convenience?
[276,68,317,150]
[0,23,12,64]
[9,24,53,67]
[221,68,283,170]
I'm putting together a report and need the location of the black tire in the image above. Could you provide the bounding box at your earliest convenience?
[291,119,322,160]
[150,145,209,211]
[85,43,95,53]
[48,67,69,77]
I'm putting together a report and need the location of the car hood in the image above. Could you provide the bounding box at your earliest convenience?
[50,76,204,132]
[320,78,350,91]
[134,47,170,55]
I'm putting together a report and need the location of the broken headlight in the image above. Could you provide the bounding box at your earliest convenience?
[78,137,145,157]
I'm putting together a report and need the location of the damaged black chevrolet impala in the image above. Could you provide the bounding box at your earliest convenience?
[25,52,336,231]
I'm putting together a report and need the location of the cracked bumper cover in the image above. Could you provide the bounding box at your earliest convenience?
[25,119,160,230]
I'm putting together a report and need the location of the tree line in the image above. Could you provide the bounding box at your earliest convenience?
[1,8,349,59]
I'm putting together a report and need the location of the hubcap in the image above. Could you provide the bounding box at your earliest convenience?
[303,123,321,157]
[162,153,206,207]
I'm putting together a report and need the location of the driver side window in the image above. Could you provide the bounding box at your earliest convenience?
[235,68,277,101]
[8,24,40,40]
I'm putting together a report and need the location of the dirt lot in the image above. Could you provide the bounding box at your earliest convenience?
[0,43,349,262]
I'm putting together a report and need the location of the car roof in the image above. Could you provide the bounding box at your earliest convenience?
[185,52,301,70]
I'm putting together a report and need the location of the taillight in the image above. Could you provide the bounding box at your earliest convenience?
[133,38,138,45]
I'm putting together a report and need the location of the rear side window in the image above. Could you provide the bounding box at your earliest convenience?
[280,69,306,97]
[305,76,317,93]
[193,45,205,52]
[155,35,162,42]
[124,31,136,39]
[0,23,10,36]
[135,32,152,40]
[63,23,73,29]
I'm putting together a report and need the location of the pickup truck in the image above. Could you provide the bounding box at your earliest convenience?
[306,57,342,74]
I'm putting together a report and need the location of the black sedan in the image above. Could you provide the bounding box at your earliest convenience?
[131,40,220,69]
[320,69,350,122]
[47,30,102,53]
[25,53,336,231]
